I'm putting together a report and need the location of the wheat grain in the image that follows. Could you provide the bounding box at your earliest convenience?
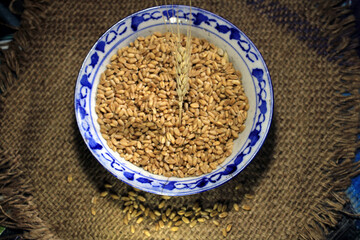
[96,32,249,178]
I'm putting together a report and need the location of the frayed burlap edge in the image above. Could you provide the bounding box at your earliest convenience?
[0,0,50,94]
[0,1,58,239]
[300,1,360,239]
[0,149,57,240]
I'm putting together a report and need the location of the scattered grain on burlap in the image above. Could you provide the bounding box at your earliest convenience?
[0,0,359,239]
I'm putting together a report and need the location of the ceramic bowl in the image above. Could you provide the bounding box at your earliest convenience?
[74,5,273,196]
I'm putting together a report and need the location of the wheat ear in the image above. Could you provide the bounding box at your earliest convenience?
[174,4,192,122]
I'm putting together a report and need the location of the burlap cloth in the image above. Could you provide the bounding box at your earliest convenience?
[1,0,360,239]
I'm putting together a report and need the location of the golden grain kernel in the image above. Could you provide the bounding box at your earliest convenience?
[104,183,112,189]
[123,216,129,225]
[213,220,220,226]
[139,204,145,212]
[235,184,242,190]
[219,212,228,218]
[128,191,137,197]
[184,211,193,217]
[170,227,179,232]
[182,216,190,224]
[136,217,144,224]
[165,208,172,217]
[137,195,146,202]
[226,224,232,232]
[110,194,120,200]
[197,218,206,223]
[233,203,240,212]
[154,210,161,216]
[245,194,254,199]
[175,220,183,226]
[178,210,185,215]
[158,200,166,209]
[222,228,227,237]
[169,212,176,220]
[190,220,197,228]
[149,211,156,220]
[100,191,108,197]
[91,207,96,216]
[143,230,151,237]
[242,204,251,211]
[159,220,165,229]
[91,196,97,204]
[167,221,173,228]
[121,196,130,201]
[67,175,73,183]
[210,211,218,218]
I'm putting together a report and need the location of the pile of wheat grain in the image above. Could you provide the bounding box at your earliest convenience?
[95,32,249,177]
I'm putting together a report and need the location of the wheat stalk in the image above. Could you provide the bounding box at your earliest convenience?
[174,3,192,122]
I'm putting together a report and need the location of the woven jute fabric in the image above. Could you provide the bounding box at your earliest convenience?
[1,0,360,239]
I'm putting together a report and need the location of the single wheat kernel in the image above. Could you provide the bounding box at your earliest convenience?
[197,218,206,223]
[226,224,232,232]
[242,204,251,211]
[222,228,227,237]
[158,200,166,209]
[100,191,108,197]
[91,196,97,204]
[235,184,242,190]
[219,212,228,218]
[166,208,171,217]
[233,203,240,212]
[123,216,129,225]
[143,230,151,237]
[110,194,120,200]
[170,227,179,232]
[136,217,144,224]
[128,191,137,197]
[178,210,185,215]
[149,211,156,220]
[104,183,112,189]
[130,225,135,234]
[184,211,193,217]
[245,194,254,199]
[121,196,130,201]
[137,195,146,202]
[91,207,96,216]
[182,216,190,224]
[213,220,220,226]
[190,220,197,228]
[175,220,183,226]
[167,221,173,228]
[210,211,218,217]
[67,175,73,183]
[155,222,160,231]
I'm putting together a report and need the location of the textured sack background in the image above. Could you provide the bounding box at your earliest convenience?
[0,0,359,239]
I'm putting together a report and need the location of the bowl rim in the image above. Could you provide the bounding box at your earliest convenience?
[74,4,274,196]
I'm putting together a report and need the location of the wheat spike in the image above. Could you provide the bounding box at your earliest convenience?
[174,2,192,122]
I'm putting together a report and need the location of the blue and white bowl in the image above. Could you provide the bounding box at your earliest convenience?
[74,5,273,196]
